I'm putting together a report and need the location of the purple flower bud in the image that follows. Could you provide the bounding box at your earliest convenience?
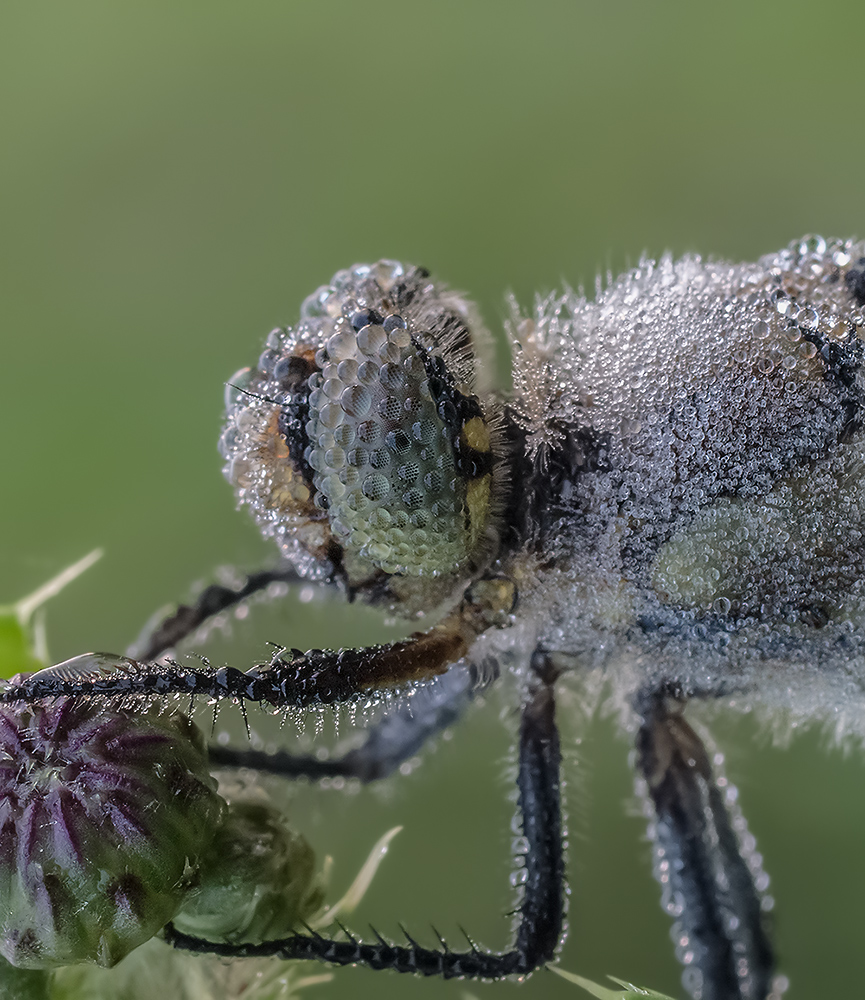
[0,697,225,969]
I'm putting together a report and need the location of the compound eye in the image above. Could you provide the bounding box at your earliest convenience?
[306,314,493,576]
[221,262,496,581]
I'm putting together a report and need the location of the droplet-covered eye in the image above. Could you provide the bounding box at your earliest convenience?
[220,261,498,584]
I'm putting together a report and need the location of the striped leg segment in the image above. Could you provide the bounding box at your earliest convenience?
[636,697,775,1000]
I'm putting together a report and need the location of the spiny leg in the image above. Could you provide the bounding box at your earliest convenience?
[1,604,478,708]
[162,649,564,978]
[129,566,310,662]
[126,561,458,782]
[636,694,775,1000]
[210,661,490,782]
[129,561,482,783]
[0,598,494,783]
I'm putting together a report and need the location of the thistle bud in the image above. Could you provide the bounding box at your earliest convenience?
[0,696,225,969]
[172,801,325,944]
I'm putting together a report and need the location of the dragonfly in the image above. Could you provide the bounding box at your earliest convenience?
[6,236,865,1000]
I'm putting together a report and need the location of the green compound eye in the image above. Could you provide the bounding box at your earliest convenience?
[306,313,493,576]
[221,262,497,581]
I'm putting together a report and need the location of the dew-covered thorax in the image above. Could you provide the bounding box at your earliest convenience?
[506,236,865,720]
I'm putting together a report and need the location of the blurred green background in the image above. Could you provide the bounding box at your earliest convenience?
[2,2,864,998]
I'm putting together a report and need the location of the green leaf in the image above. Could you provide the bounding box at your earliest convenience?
[550,966,677,1000]
[0,551,102,679]
[311,826,402,928]
[0,610,44,678]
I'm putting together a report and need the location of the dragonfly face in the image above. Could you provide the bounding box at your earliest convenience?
[6,236,865,1000]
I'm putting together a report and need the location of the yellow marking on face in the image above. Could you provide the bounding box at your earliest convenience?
[466,474,491,549]
[461,415,491,454]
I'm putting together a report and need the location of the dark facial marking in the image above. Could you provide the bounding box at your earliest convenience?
[273,355,318,484]
[412,338,493,480]
[845,257,865,307]
[350,309,384,331]
[795,317,864,440]
[503,411,607,550]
